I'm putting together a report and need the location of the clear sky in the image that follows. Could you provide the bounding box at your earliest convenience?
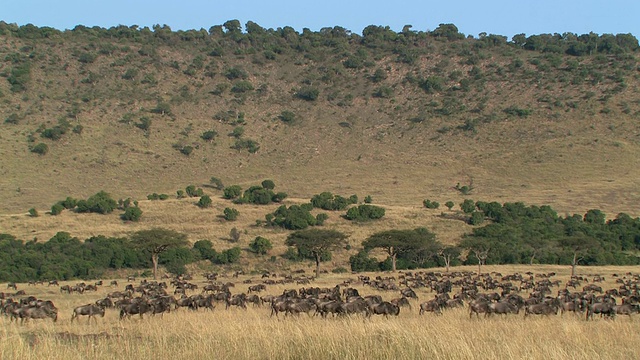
[4,0,639,39]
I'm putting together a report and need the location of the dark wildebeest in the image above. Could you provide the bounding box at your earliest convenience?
[248,284,266,293]
[469,299,491,318]
[525,302,559,317]
[368,301,400,318]
[71,304,105,323]
[48,280,59,287]
[488,301,519,316]
[401,288,418,300]
[119,302,153,320]
[246,294,261,307]
[338,298,369,316]
[226,294,247,310]
[110,280,118,287]
[419,299,443,315]
[391,297,412,311]
[613,303,640,318]
[19,306,58,323]
[560,300,584,316]
[96,297,115,309]
[586,302,615,320]
[285,299,316,317]
[60,285,72,294]
[7,283,17,290]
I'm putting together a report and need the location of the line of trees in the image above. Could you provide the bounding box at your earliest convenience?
[0,229,241,282]
[2,22,636,57]
[349,202,640,274]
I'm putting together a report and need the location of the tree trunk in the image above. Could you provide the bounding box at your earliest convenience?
[391,253,397,272]
[529,253,536,266]
[478,260,482,276]
[444,256,451,273]
[571,253,577,278]
[152,253,159,280]
[315,254,320,279]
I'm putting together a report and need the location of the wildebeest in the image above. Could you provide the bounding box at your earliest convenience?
[469,299,491,318]
[19,306,58,323]
[48,280,59,287]
[71,304,105,323]
[488,301,519,316]
[419,299,443,315]
[525,302,559,317]
[391,296,412,311]
[110,280,118,287]
[613,303,640,318]
[586,302,615,320]
[368,301,400,318]
[119,302,153,320]
[401,288,418,300]
[7,283,17,290]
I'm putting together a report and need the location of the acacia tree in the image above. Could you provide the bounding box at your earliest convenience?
[460,237,491,275]
[363,228,438,272]
[438,246,461,273]
[285,229,348,278]
[559,236,598,277]
[130,228,188,279]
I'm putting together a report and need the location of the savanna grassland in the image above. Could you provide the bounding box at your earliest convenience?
[1,21,640,359]
[2,265,640,360]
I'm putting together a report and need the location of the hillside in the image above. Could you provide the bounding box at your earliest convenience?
[0,22,639,220]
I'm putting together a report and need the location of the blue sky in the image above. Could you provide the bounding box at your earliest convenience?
[4,0,639,39]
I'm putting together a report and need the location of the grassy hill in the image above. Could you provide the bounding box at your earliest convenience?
[1,22,639,239]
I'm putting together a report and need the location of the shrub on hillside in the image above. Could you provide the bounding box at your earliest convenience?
[121,206,143,222]
[223,207,239,221]
[423,199,440,209]
[197,195,212,208]
[345,204,385,221]
[249,236,273,255]
[75,191,118,214]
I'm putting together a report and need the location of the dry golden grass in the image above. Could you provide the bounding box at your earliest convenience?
[2,265,640,360]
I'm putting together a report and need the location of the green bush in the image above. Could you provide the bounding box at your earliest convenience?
[250,236,273,255]
[364,195,373,204]
[295,87,319,101]
[185,185,204,197]
[75,191,117,214]
[261,179,275,190]
[176,190,186,199]
[197,195,212,208]
[469,211,485,225]
[311,192,356,211]
[147,193,169,200]
[315,213,329,225]
[223,207,239,221]
[267,205,317,230]
[279,110,296,124]
[345,204,385,221]
[460,199,476,214]
[121,206,143,222]
[30,143,48,155]
[445,201,455,210]
[201,130,218,141]
[423,199,440,209]
[231,80,254,93]
[51,203,64,215]
[28,208,38,217]
[223,185,242,199]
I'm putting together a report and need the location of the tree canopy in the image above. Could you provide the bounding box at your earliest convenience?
[130,228,189,279]
[285,229,348,278]
[363,227,439,272]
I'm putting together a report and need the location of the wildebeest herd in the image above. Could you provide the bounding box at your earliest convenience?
[2,269,640,325]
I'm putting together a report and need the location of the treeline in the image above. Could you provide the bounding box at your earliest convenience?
[350,202,640,272]
[0,21,637,57]
[0,232,240,282]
